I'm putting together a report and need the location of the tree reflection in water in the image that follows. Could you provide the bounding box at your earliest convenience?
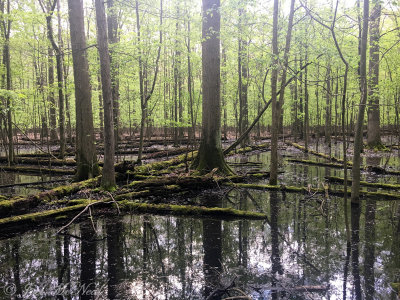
[0,192,399,299]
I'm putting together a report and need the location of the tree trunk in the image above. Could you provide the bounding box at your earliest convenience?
[238,4,249,147]
[95,0,116,189]
[367,1,381,147]
[1,0,13,165]
[351,0,369,204]
[67,0,99,180]
[41,0,65,157]
[192,0,231,174]
[107,0,120,148]
[48,47,58,142]
[269,0,279,184]
[325,64,332,147]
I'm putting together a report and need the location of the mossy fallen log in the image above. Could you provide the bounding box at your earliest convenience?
[325,176,400,190]
[287,142,345,164]
[0,198,266,230]
[0,177,100,217]
[287,158,349,169]
[0,165,75,175]
[117,200,267,219]
[0,200,92,227]
[225,182,400,200]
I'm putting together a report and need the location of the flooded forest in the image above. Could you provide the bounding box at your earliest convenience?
[0,0,399,299]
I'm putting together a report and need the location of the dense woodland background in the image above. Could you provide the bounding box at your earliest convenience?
[0,0,399,180]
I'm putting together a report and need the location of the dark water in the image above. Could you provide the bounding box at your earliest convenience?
[0,143,400,299]
[0,190,399,299]
[0,172,71,196]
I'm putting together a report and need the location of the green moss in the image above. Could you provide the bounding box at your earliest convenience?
[0,202,90,226]
[117,200,267,219]
[0,199,17,208]
[390,282,400,291]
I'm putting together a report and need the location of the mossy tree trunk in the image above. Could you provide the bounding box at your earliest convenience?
[95,0,116,190]
[67,0,99,180]
[192,0,231,174]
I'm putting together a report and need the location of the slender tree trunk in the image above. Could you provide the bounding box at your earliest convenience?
[277,0,295,137]
[98,73,104,141]
[351,0,369,204]
[325,64,332,147]
[136,0,163,163]
[238,4,249,147]
[107,0,120,148]
[367,1,381,147]
[95,0,116,189]
[48,47,58,142]
[41,0,65,157]
[269,0,279,185]
[67,0,99,180]
[1,0,13,165]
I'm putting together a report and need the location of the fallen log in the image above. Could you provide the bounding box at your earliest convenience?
[225,182,400,200]
[0,165,75,175]
[0,179,70,189]
[287,158,349,169]
[287,142,345,163]
[0,177,100,217]
[325,176,400,190]
[288,158,400,176]
[0,198,267,230]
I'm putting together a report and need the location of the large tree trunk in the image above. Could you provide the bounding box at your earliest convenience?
[269,0,279,184]
[192,0,231,174]
[67,0,99,180]
[95,0,116,189]
[367,1,381,147]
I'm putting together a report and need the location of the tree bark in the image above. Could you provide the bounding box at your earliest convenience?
[41,0,66,158]
[351,0,369,204]
[367,1,381,147]
[192,0,231,174]
[107,0,120,148]
[1,0,13,165]
[269,0,279,184]
[95,0,116,189]
[238,4,249,147]
[67,0,99,180]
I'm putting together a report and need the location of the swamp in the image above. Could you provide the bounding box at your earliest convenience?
[0,0,400,299]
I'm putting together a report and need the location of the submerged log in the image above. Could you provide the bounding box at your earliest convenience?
[0,165,75,175]
[326,176,400,190]
[226,182,400,200]
[287,141,344,163]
